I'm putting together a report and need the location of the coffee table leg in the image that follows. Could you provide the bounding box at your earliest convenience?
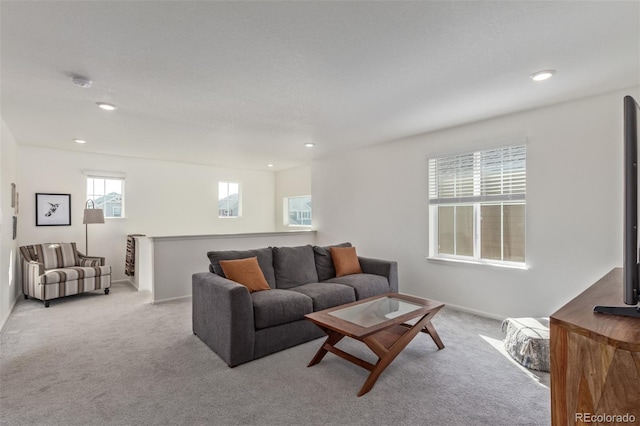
[358,311,444,396]
[308,329,344,367]
[423,319,445,350]
[357,350,394,397]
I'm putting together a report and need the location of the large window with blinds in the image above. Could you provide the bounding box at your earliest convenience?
[428,144,526,265]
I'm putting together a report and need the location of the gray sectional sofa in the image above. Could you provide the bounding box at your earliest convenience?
[192,243,398,367]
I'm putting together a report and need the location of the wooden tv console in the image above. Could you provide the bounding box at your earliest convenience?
[550,268,640,425]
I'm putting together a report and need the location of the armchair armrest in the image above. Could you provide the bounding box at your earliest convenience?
[23,259,44,274]
[78,253,105,267]
[19,246,44,298]
[358,256,399,293]
[192,272,255,367]
[20,258,44,299]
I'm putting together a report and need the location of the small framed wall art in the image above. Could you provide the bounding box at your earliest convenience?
[36,193,71,226]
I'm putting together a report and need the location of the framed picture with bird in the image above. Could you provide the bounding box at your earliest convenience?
[36,193,71,226]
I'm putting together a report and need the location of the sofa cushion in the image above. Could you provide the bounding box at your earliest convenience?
[39,266,111,284]
[313,242,351,281]
[251,289,313,330]
[35,243,79,269]
[219,257,271,293]
[273,245,318,289]
[289,282,356,311]
[326,273,390,300]
[207,248,276,288]
[331,246,363,277]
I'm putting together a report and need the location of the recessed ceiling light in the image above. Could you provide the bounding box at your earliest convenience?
[304,143,315,148]
[267,163,274,168]
[74,139,87,144]
[530,69,556,82]
[96,102,118,111]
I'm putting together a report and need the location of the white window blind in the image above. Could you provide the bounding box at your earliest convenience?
[428,145,526,204]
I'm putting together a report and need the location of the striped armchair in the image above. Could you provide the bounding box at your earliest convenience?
[19,243,111,307]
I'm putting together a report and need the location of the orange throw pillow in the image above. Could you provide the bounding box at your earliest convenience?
[219,257,271,292]
[330,246,363,277]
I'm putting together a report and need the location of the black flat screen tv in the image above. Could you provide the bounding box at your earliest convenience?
[594,95,640,318]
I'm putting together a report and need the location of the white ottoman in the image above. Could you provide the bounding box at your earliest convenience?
[501,317,550,372]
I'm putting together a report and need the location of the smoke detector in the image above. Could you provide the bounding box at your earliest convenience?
[71,75,92,88]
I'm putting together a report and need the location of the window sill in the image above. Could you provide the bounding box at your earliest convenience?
[426,256,529,271]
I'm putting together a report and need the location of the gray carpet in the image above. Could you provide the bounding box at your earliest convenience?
[0,282,550,425]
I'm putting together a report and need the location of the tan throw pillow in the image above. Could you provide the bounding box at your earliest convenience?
[219,257,271,292]
[330,246,363,277]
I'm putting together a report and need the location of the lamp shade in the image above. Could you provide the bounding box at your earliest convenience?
[83,208,105,224]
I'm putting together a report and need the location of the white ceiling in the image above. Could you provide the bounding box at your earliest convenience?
[1,1,639,171]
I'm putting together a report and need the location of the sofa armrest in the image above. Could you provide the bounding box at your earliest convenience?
[358,256,399,293]
[78,253,105,267]
[192,272,255,367]
[24,260,44,274]
[21,259,44,297]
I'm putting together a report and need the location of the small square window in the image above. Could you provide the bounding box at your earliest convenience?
[284,195,312,226]
[87,176,125,219]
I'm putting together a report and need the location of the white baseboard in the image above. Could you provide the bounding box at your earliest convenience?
[112,279,139,290]
[152,295,192,305]
[443,302,506,321]
[0,293,21,333]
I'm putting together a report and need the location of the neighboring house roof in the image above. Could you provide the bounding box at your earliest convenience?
[92,192,121,205]
[289,197,312,212]
[218,193,239,212]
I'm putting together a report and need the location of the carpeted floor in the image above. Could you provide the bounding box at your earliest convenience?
[0,282,550,425]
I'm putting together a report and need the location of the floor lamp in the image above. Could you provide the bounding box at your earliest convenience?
[83,200,105,255]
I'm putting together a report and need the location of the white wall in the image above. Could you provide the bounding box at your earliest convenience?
[312,88,639,318]
[274,165,312,232]
[1,119,20,330]
[18,147,276,282]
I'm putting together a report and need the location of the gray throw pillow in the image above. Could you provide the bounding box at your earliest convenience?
[273,245,318,289]
[313,242,352,282]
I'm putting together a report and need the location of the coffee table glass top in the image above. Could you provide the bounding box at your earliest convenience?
[328,296,423,328]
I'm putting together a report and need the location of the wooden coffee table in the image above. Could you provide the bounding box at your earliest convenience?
[305,293,445,396]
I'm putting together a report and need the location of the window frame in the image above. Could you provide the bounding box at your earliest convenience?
[218,181,241,218]
[283,195,312,227]
[428,144,527,269]
[86,175,125,219]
